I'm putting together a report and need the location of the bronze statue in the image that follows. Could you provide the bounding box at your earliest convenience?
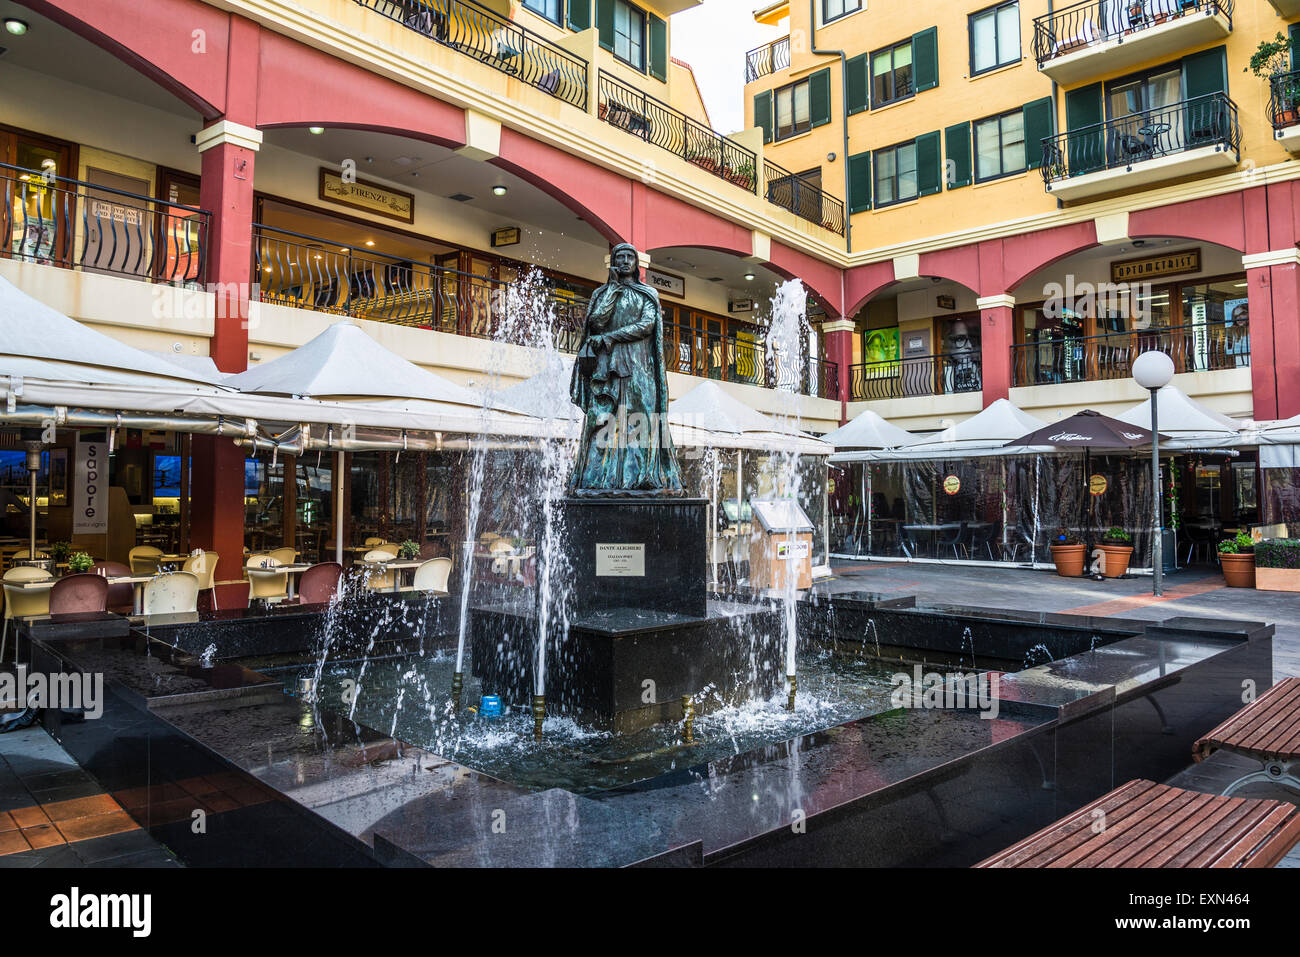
[569,243,683,495]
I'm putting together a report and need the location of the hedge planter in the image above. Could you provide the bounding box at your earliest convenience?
[1219,553,1256,588]
[1050,543,1087,577]
[1099,544,1134,578]
[1254,538,1300,592]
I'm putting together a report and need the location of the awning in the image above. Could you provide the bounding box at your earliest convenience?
[833,399,1049,463]
[820,408,914,451]
[1114,385,1245,449]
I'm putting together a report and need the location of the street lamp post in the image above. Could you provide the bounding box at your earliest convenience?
[1133,351,1175,597]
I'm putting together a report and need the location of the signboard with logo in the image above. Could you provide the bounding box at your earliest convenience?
[943,475,961,495]
[644,267,685,299]
[73,435,107,534]
[1089,474,1108,496]
[1110,248,1200,283]
[319,168,415,223]
[491,226,520,248]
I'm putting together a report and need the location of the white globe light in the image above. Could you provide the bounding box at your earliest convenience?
[1132,350,1175,390]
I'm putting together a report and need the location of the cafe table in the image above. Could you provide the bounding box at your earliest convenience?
[352,558,424,591]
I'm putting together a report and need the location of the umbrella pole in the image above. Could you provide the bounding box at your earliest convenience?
[28,467,37,558]
[334,450,344,564]
[865,465,872,558]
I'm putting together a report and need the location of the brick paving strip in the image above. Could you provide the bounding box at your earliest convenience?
[1056,574,1228,618]
[0,793,138,857]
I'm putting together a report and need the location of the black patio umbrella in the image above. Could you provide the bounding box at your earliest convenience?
[1006,411,1170,546]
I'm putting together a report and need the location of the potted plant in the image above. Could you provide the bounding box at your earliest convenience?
[1050,528,1087,577]
[49,541,72,564]
[67,551,94,574]
[1217,531,1256,588]
[1099,527,1134,578]
[1247,33,1300,129]
[397,539,421,560]
[1253,538,1300,592]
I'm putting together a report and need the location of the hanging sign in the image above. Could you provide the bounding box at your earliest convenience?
[644,267,685,299]
[1089,473,1108,497]
[943,475,961,495]
[319,168,414,223]
[1110,248,1200,283]
[491,226,521,248]
[73,434,107,534]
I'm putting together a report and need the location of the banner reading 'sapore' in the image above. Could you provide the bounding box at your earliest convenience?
[73,434,107,534]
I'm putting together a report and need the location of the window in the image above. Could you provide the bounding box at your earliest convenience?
[872,41,914,107]
[775,78,812,140]
[873,142,918,207]
[973,109,1026,181]
[523,0,561,24]
[823,0,861,23]
[613,0,645,71]
[970,2,1020,76]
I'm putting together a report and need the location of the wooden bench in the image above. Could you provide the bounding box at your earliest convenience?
[1194,677,1300,797]
[975,779,1300,868]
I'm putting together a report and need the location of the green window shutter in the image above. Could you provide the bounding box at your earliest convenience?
[1021,96,1054,170]
[912,27,938,93]
[809,68,832,127]
[845,53,869,115]
[595,0,614,51]
[1064,82,1103,175]
[916,131,942,197]
[754,90,773,144]
[848,151,872,213]
[648,14,667,81]
[944,121,971,189]
[567,0,590,31]
[1182,45,1227,99]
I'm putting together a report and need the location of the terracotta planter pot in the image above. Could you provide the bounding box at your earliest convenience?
[1099,544,1133,578]
[1050,543,1087,577]
[1254,566,1300,592]
[1219,552,1256,588]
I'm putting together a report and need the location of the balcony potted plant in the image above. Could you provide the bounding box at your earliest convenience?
[1247,33,1300,129]
[68,551,94,574]
[1049,527,1087,577]
[1099,527,1134,578]
[49,541,72,565]
[397,539,421,561]
[1217,531,1256,588]
[1253,538,1300,592]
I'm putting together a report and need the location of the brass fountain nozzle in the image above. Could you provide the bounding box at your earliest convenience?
[786,674,797,712]
[451,671,464,709]
[681,694,696,744]
[531,694,546,741]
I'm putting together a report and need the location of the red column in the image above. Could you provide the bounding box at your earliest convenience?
[976,295,1015,405]
[1245,262,1279,421]
[821,319,856,423]
[1271,261,1300,420]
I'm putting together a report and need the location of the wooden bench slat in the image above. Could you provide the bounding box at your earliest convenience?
[1166,797,1278,867]
[1195,679,1300,761]
[1171,799,1280,868]
[1240,809,1300,869]
[1210,806,1300,868]
[1032,784,1193,868]
[1080,789,1216,868]
[1127,796,1250,868]
[1235,686,1300,747]
[1247,694,1300,756]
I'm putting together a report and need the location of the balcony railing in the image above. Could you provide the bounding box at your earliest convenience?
[662,322,837,399]
[1041,92,1240,185]
[597,71,758,193]
[745,36,790,82]
[1032,0,1233,68]
[1,162,208,285]
[849,354,983,401]
[1270,70,1300,132]
[763,160,845,236]
[355,0,589,109]
[1011,319,1249,387]
[252,224,585,342]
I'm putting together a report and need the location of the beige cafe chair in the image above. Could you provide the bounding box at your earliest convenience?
[363,537,386,547]
[409,557,452,595]
[246,555,289,604]
[12,549,51,560]
[142,571,200,616]
[129,545,164,576]
[361,550,396,591]
[268,547,298,567]
[489,539,514,577]
[2,566,53,663]
[182,551,219,606]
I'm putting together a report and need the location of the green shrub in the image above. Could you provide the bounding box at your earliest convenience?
[1255,539,1300,569]
[1218,531,1255,555]
[1102,527,1131,544]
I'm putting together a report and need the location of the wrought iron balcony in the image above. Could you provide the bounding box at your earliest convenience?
[1011,319,1249,387]
[745,36,790,83]
[1271,70,1300,133]
[355,0,589,109]
[849,354,982,401]
[763,160,845,236]
[663,321,838,400]
[1041,92,1240,199]
[1,162,208,285]
[597,71,758,193]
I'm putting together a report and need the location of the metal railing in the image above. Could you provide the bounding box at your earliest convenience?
[1270,70,1300,132]
[763,160,845,236]
[1032,0,1233,68]
[661,322,837,399]
[355,0,588,109]
[1041,92,1240,186]
[1011,319,1249,386]
[252,224,585,341]
[745,36,790,82]
[849,354,983,400]
[597,71,758,193]
[1,162,208,285]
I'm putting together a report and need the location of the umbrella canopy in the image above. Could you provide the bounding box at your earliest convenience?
[1115,386,1242,449]
[668,380,787,434]
[835,399,1048,462]
[1009,409,1161,449]
[820,408,914,451]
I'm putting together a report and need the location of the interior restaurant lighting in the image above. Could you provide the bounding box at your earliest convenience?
[3,18,29,35]
[492,185,508,196]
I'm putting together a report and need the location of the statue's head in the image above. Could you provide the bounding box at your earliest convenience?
[610,243,640,281]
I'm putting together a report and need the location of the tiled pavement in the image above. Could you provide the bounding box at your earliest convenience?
[0,725,179,868]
